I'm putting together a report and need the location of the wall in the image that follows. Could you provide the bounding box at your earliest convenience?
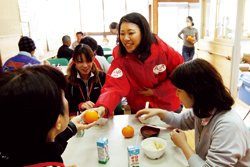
[196,39,233,88]
[0,0,22,63]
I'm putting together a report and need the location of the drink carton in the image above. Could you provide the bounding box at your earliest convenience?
[97,137,109,164]
[127,145,140,167]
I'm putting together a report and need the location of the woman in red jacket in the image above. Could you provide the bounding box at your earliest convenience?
[92,12,184,117]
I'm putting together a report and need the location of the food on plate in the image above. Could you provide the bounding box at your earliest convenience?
[141,137,166,159]
[144,140,164,151]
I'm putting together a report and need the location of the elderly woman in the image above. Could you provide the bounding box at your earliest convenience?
[136,59,250,167]
[92,12,183,118]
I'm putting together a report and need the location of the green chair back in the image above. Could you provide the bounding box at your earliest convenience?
[107,56,114,63]
[103,47,111,51]
[48,58,69,66]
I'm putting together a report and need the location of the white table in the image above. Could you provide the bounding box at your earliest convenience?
[62,115,189,167]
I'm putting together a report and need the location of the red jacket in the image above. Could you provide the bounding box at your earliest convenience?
[95,36,183,117]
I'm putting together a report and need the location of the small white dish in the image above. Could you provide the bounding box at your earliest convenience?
[141,137,167,159]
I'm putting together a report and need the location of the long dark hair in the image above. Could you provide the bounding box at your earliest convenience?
[170,58,234,118]
[0,65,67,164]
[67,44,99,85]
[118,12,156,62]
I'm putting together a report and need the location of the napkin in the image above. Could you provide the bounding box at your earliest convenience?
[139,114,168,128]
[96,117,108,126]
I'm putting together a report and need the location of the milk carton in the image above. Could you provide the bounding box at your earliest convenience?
[97,137,109,164]
[127,145,140,167]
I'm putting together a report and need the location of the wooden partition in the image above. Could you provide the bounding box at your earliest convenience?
[196,39,233,88]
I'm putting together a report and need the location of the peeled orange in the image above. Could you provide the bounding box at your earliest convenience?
[122,125,134,138]
[84,110,98,124]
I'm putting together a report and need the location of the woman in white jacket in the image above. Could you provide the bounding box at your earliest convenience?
[136,58,250,167]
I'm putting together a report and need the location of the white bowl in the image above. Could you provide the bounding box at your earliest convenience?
[141,137,166,159]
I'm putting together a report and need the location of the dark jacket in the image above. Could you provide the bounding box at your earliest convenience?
[66,72,106,114]
[57,45,73,61]
[1,122,77,167]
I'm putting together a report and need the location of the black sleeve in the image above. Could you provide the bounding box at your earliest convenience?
[55,121,77,151]
[65,83,80,113]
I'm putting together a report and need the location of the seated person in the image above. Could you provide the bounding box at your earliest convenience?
[80,36,110,73]
[0,65,95,166]
[96,45,104,56]
[109,22,118,35]
[136,58,250,167]
[2,36,40,72]
[66,44,106,115]
[109,22,119,44]
[72,31,84,50]
[57,35,73,61]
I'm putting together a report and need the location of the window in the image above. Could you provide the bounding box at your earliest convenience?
[204,0,216,39]
[80,0,104,32]
[215,0,237,40]
[103,0,126,32]
[243,0,250,38]
[158,2,200,52]
[79,0,148,46]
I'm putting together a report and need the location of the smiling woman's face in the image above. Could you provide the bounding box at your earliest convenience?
[75,54,93,76]
[120,22,141,53]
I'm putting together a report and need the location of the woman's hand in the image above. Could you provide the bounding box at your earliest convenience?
[135,108,166,121]
[70,114,96,132]
[80,101,95,110]
[138,87,154,97]
[170,129,187,149]
[170,129,194,160]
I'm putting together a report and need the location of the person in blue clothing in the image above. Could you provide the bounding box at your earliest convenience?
[2,36,41,72]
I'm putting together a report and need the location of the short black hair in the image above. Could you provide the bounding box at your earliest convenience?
[0,65,67,164]
[18,36,36,53]
[80,36,98,51]
[170,58,234,118]
[109,22,118,29]
[118,12,156,62]
[76,31,84,36]
[96,45,104,56]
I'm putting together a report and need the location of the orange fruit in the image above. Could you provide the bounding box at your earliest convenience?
[122,125,134,138]
[187,36,194,41]
[83,110,99,124]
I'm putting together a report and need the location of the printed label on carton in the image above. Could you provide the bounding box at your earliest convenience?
[128,145,140,167]
[97,138,110,164]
